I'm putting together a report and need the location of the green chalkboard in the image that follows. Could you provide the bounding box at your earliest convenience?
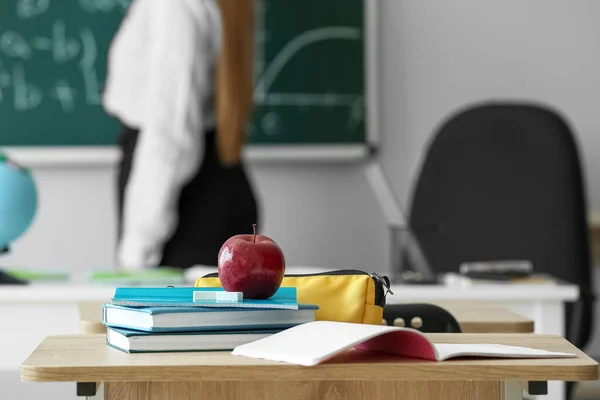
[0,0,369,150]
[0,0,126,146]
[250,0,366,146]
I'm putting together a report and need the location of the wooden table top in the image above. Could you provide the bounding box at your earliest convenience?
[21,333,598,383]
[418,302,534,333]
[77,301,534,335]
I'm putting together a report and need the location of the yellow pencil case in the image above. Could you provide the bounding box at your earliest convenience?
[194,269,392,325]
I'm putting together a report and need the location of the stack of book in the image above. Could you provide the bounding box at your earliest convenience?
[102,286,318,353]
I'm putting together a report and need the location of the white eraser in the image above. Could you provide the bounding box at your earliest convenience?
[216,291,243,302]
[193,291,243,302]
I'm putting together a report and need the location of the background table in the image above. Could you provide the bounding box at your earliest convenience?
[21,333,599,400]
[415,302,534,333]
[388,280,577,335]
[78,300,533,334]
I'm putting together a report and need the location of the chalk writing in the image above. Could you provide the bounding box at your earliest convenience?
[30,21,81,64]
[12,64,42,111]
[0,29,32,60]
[0,0,126,113]
[50,79,76,112]
[261,112,280,136]
[347,96,364,130]
[17,0,50,20]
[79,27,96,71]
[78,0,130,14]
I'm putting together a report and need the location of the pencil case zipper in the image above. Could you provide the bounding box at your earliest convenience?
[202,269,393,308]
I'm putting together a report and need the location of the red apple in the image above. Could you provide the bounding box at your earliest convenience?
[218,224,286,299]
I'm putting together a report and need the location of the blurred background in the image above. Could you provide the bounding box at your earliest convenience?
[2,0,600,399]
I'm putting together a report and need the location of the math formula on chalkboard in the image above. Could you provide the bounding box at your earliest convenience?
[0,0,129,114]
[0,0,128,146]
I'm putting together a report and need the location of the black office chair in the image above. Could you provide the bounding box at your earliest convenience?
[383,303,462,333]
[406,101,595,399]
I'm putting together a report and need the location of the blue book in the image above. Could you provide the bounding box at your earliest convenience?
[111,286,299,310]
[102,303,319,332]
[106,326,283,353]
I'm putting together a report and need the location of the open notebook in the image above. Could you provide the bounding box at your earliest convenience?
[232,321,576,366]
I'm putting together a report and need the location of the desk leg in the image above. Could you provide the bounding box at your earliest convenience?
[499,300,566,400]
[105,380,516,400]
[94,382,105,400]
[535,300,566,400]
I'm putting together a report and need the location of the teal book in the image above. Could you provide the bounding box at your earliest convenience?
[111,286,299,310]
[102,303,318,332]
[106,326,283,353]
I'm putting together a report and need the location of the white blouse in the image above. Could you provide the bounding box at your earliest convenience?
[103,0,222,269]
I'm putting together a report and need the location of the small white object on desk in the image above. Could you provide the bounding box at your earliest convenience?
[442,273,558,288]
[193,290,243,303]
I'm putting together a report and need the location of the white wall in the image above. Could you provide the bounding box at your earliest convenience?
[3,0,600,397]
[379,0,600,208]
[2,163,390,274]
[2,166,118,270]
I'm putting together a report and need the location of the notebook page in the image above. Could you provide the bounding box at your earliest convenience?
[232,321,434,366]
[434,343,576,361]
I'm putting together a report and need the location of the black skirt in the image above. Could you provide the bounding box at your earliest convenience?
[116,125,259,269]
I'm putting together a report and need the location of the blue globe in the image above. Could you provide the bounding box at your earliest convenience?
[0,153,37,249]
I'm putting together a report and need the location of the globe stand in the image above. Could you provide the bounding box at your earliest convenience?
[0,246,28,285]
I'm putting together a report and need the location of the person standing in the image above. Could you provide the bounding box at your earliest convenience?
[103,0,259,270]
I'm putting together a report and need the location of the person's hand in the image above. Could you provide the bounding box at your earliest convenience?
[117,236,162,270]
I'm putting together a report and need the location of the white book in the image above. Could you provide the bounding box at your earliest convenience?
[232,321,576,366]
[106,327,281,353]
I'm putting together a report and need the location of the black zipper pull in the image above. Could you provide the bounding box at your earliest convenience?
[370,272,394,295]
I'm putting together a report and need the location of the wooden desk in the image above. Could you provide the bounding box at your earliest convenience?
[77,301,534,335]
[21,334,598,400]
[424,302,534,333]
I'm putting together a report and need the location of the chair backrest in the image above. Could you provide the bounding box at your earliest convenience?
[407,101,594,347]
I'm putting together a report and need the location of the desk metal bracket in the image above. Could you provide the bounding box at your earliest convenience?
[76,382,99,397]
[509,380,548,399]
[527,381,548,395]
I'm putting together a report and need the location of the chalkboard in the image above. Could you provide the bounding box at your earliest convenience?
[0,0,376,156]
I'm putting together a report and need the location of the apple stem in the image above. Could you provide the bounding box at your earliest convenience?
[252,224,257,243]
